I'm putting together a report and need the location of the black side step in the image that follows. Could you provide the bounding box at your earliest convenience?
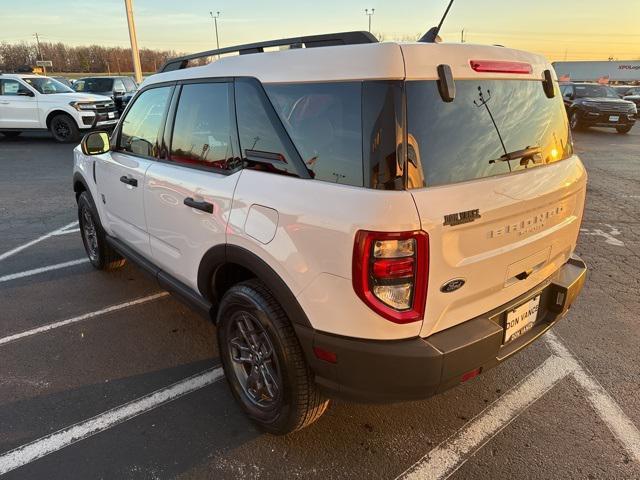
[105,235,214,320]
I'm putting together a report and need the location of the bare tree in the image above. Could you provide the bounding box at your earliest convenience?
[0,41,181,74]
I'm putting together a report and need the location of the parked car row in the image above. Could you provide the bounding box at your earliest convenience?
[0,73,120,142]
[0,74,138,142]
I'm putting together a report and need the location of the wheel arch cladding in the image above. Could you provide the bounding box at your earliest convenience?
[198,244,312,328]
[73,172,89,199]
[46,109,76,128]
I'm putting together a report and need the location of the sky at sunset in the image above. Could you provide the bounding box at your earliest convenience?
[1,0,639,61]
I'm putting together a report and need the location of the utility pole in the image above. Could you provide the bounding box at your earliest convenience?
[209,11,221,58]
[33,33,46,74]
[365,8,375,33]
[124,0,143,83]
[461,29,465,43]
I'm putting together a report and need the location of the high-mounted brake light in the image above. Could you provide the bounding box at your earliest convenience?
[470,60,533,75]
[353,230,429,324]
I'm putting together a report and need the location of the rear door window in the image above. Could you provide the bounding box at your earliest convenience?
[170,82,239,171]
[0,79,30,96]
[266,82,363,186]
[407,80,573,187]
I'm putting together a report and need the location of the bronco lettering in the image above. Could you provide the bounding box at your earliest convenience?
[489,205,565,238]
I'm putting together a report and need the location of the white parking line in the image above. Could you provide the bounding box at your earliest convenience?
[51,228,80,236]
[0,221,79,262]
[0,258,88,284]
[545,332,640,463]
[0,367,225,475]
[398,355,572,480]
[0,292,169,347]
[398,332,640,479]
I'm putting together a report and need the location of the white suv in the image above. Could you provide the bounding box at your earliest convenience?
[0,73,119,142]
[72,32,588,435]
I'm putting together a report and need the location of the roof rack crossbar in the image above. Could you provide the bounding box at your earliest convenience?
[158,31,378,73]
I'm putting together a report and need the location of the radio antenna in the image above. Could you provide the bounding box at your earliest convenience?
[419,0,455,43]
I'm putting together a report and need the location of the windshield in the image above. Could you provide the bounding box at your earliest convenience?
[407,79,573,187]
[574,84,619,99]
[21,77,73,94]
[74,78,114,93]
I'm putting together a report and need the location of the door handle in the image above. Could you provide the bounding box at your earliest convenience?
[119,175,138,187]
[0,101,10,105]
[184,197,213,213]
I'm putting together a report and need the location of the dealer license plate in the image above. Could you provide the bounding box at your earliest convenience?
[108,112,115,119]
[609,115,619,122]
[504,295,540,344]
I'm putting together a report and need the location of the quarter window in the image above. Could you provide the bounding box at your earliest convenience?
[266,82,363,186]
[114,79,126,93]
[118,86,171,157]
[170,82,238,171]
[123,78,137,92]
[235,79,301,177]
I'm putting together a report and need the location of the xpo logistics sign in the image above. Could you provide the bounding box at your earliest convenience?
[552,60,640,82]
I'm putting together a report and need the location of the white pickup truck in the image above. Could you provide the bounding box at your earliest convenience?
[0,73,119,142]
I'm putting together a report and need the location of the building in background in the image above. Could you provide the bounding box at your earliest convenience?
[552,61,640,84]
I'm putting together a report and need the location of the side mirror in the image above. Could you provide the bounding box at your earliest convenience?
[81,131,110,155]
[113,90,125,97]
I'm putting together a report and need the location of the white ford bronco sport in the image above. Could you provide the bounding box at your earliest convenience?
[0,73,119,143]
[72,31,587,435]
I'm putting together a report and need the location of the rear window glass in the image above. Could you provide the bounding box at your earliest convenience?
[407,80,573,188]
[266,82,363,187]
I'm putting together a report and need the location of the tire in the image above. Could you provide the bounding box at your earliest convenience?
[569,110,583,131]
[49,113,80,143]
[1,131,22,138]
[77,191,125,271]
[616,125,632,134]
[217,279,329,435]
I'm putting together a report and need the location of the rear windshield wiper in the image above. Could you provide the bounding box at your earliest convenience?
[489,146,542,165]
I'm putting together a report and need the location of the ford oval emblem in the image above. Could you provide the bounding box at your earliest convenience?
[440,278,466,293]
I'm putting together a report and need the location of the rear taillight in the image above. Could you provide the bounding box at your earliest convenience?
[470,60,533,74]
[352,230,429,324]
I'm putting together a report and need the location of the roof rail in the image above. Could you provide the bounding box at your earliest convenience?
[158,31,378,73]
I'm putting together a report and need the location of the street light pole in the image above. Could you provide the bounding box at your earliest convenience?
[124,0,143,83]
[364,8,375,33]
[209,11,221,58]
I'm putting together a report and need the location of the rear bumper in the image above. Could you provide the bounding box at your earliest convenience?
[297,255,587,403]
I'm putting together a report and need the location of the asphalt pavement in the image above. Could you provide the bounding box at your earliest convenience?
[0,127,638,479]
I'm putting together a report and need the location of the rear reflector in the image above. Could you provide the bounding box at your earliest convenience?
[372,258,415,279]
[313,346,338,364]
[461,367,482,383]
[470,60,533,74]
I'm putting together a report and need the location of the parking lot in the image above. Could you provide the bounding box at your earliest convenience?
[0,128,639,479]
